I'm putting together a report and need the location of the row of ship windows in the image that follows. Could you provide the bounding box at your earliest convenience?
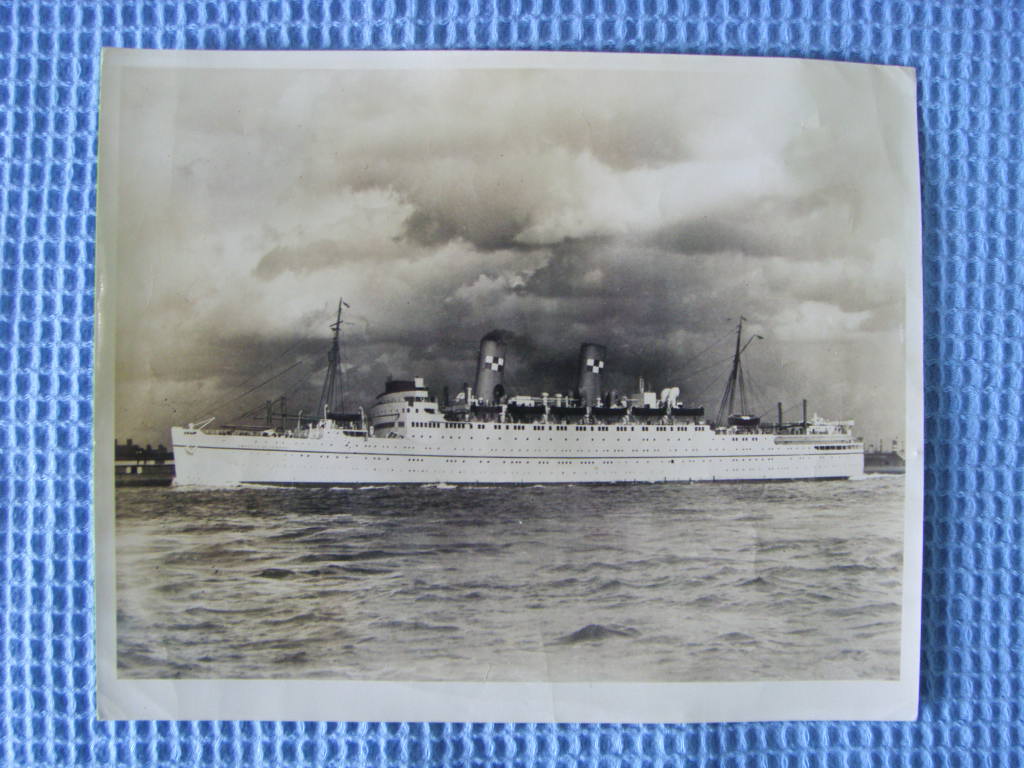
[326,458,810,479]
[417,437,757,447]
[399,433,729,447]
[284,455,817,466]
[301,455,640,466]
[367,434,792,454]
[442,458,611,465]
[814,444,858,451]
[403,422,708,432]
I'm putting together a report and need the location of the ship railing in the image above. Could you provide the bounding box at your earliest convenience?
[193,424,333,439]
[189,426,271,437]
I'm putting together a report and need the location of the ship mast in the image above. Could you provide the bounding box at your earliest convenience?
[715,317,762,426]
[317,298,348,418]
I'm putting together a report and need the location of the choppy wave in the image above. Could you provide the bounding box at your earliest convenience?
[116,475,904,682]
[555,624,640,644]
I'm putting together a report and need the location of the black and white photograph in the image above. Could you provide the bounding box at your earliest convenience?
[94,50,923,722]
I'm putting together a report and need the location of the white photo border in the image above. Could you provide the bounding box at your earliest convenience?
[93,48,923,723]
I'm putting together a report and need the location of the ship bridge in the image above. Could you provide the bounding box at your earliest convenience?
[368,378,443,436]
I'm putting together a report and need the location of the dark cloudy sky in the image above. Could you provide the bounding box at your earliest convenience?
[106,52,919,448]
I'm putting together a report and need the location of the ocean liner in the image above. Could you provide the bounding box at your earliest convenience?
[171,302,863,486]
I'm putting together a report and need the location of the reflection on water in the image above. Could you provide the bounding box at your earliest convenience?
[116,477,904,682]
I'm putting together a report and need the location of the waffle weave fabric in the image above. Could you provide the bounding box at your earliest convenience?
[1,0,1021,766]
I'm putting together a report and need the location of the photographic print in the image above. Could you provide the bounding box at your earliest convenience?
[94,50,923,721]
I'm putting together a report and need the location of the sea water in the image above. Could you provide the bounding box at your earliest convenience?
[116,476,904,682]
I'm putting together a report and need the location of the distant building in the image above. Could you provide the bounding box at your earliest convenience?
[114,439,174,486]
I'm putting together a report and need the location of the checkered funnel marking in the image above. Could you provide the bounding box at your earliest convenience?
[577,343,607,406]
[475,334,508,402]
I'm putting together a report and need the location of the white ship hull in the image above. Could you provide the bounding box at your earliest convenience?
[171,423,863,487]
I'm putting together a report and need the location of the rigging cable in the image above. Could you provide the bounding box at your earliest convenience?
[674,352,738,385]
[231,360,320,422]
[665,328,736,382]
[741,369,769,418]
[194,358,307,421]
[184,333,320,419]
[692,369,732,404]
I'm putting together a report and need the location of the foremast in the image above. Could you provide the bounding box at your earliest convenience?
[317,298,349,418]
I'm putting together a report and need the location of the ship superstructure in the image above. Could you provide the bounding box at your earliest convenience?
[171,304,863,486]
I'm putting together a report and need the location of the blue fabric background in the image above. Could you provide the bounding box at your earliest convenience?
[1,0,1021,765]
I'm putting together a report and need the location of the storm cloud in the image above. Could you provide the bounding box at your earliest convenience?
[110,55,918,446]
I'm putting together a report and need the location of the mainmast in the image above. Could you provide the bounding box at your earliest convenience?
[715,317,762,426]
[317,298,349,418]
